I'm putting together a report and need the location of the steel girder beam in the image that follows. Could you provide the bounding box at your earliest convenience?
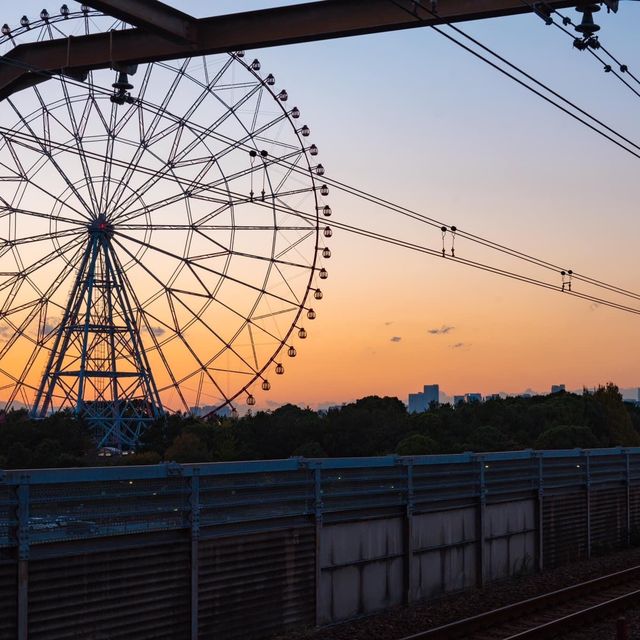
[80,1,199,43]
[0,0,580,99]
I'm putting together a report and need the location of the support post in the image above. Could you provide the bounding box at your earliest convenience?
[476,456,486,587]
[536,453,544,572]
[189,472,200,640]
[625,451,631,546]
[313,467,323,627]
[404,460,414,604]
[586,452,592,559]
[17,478,29,640]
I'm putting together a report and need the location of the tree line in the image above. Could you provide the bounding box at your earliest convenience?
[1,383,639,468]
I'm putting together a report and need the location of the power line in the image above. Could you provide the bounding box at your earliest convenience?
[2,10,640,319]
[388,0,640,161]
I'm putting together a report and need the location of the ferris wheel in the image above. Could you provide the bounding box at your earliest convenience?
[0,7,331,447]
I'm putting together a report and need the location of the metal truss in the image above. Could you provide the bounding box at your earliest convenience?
[0,0,580,98]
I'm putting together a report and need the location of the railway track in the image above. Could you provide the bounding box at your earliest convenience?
[399,564,640,640]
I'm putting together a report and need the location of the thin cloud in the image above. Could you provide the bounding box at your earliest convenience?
[450,342,468,349]
[142,325,166,337]
[390,336,402,343]
[428,325,455,335]
[384,321,393,326]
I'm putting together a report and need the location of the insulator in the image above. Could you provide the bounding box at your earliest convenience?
[320,184,329,196]
[309,144,318,156]
[60,4,70,17]
[291,106,300,119]
[319,268,328,280]
[1,24,10,35]
[298,327,307,339]
[322,205,332,217]
[235,50,245,58]
[261,379,271,391]
[316,164,325,176]
[260,149,268,157]
[300,125,310,137]
[265,73,275,86]
[314,289,323,300]
[287,346,297,357]
[275,363,285,375]
[20,16,29,28]
[575,3,600,36]
[307,308,316,320]
[323,226,333,238]
[246,394,256,406]
[112,72,133,91]
[81,4,89,12]
[40,9,50,20]
[249,149,257,158]
[251,58,261,71]
[322,247,331,259]
[278,89,288,101]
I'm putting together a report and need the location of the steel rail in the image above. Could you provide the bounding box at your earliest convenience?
[399,564,640,639]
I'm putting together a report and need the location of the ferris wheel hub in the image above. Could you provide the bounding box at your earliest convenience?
[88,214,114,237]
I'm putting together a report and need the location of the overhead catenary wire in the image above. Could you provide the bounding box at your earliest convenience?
[1,11,640,319]
[519,0,640,100]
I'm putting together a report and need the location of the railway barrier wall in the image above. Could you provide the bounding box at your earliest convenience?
[0,447,638,639]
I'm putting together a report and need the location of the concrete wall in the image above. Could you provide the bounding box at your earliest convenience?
[319,499,536,624]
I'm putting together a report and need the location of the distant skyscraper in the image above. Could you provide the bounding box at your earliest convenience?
[453,395,465,406]
[551,384,566,394]
[637,388,640,403]
[465,393,482,403]
[408,384,439,413]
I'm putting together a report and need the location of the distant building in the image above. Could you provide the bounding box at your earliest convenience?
[551,384,566,394]
[408,384,439,413]
[453,395,465,406]
[486,393,501,401]
[465,393,482,403]
[637,388,640,403]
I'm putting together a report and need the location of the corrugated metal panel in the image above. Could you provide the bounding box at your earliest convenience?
[28,478,190,544]
[591,487,627,552]
[321,467,406,522]
[413,461,478,513]
[0,558,17,640]
[200,470,313,527]
[485,458,537,503]
[543,491,588,568]
[629,486,640,542]
[199,527,315,640]
[28,537,190,639]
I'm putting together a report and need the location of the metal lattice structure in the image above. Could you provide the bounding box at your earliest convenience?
[0,9,329,447]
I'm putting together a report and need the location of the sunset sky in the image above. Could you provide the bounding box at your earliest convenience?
[10,1,640,410]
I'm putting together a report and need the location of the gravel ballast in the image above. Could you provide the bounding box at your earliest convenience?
[277,547,640,639]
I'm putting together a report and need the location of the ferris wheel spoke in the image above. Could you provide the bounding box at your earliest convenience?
[0,246,85,363]
[6,99,95,218]
[113,235,294,358]
[109,82,265,219]
[1,227,84,248]
[116,223,313,232]
[113,148,310,227]
[91,95,120,213]
[113,231,312,310]
[0,234,86,295]
[107,60,191,215]
[168,288,260,381]
[0,201,87,227]
[57,79,101,212]
[122,262,233,404]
